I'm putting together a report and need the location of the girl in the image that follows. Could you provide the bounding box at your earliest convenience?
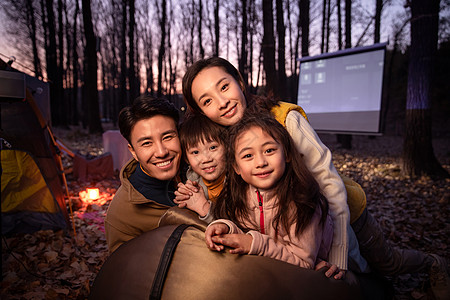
[205,113,333,269]
[183,57,356,278]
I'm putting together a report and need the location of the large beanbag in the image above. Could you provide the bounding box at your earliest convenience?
[90,209,364,300]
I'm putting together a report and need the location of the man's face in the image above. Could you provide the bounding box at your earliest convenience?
[128,115,181,181]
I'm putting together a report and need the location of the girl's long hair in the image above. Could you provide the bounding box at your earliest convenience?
[214,110,328,236]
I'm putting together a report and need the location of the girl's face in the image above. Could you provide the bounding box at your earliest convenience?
[233,126,286,193]
[185,140,226,183]
[191,66,247,126]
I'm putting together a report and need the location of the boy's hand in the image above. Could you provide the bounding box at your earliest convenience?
[174,180,199,202]
[174,182,210,217]
[315,260,346,280]
[205,223,229,251]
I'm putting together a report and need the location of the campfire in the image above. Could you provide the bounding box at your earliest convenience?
[77,187,113,207]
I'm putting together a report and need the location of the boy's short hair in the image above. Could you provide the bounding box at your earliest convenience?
[179,114,227,158]
[118,96,179,145]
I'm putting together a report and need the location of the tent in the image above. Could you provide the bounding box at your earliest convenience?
[1,67,70,235]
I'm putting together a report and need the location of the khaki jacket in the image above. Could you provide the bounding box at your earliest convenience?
[104,159,171,253]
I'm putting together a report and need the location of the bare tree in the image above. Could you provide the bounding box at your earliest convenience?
[25,0,43,78]
[239,0,248,84]
[300,0,310,57]
[157,0,167,97]
[276,0,286,98]
[345,0,351,48]
[374,0,382,43]
[57,0,68,127]
[321,0,327,53]
[128,0,137,102]
[248,0,258,91]
[403,0,448,178]
[337,0,342,49]
[198,0,205,58]
[119,0,128,107]
[81,0,103,133]
[214,0,220,56]
[262,0,277,95]
[71,0,80,125]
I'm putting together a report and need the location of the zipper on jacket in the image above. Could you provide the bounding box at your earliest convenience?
[256,190,265,234]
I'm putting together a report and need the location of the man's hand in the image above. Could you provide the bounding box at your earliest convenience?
[315,260,346,280]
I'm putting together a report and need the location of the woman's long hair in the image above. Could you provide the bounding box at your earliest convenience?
[214,110,328,236]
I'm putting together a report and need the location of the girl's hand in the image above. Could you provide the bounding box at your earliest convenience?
[211,233,253,255]
[315,260,346,280]
[205,223,229,251]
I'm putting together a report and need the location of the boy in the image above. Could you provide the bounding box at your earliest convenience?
[174,114,227,221]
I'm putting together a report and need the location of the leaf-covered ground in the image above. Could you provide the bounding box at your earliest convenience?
[2,126,449,299]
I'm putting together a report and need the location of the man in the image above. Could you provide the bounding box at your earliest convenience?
[105,96,182,253]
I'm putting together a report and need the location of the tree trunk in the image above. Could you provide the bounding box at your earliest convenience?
[120,0,128,108]
[198,0,205,59]
[157,0,167,97]
[25,0,43,78]
[327,0,332,52]
[262,0,277,96]
[72,0,79,125]
[286,0,293,74]
[239,0,248,85]
[57,0,67,127]
[248,0,256,91]
[374,0,382,43]
[345,0,351,49]
[63,0,73,124]
[403,0,448,178]
[300,0,310,57]
[276,0,286,99]
[337,0,342,50]
[321,0,326,53]
[45,0,60,126]
[128,0,137,102]
[214,0,219,56]
[82,0,103,133]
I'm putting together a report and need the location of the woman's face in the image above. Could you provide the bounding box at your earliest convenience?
[191,66,247,126]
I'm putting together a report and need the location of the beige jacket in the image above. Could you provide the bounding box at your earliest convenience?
[104,160,171,253]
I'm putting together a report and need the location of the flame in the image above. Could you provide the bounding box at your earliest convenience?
[87,188,100,200]
[77,187,114,208]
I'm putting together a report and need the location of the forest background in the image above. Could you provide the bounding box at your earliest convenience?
[1,1,450,298]
[0,0,449,175]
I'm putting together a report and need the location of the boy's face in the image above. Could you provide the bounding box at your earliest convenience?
[128,115,181,181]
[186,140,226,183]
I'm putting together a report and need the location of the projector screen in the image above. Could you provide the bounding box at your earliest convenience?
[297,43,386,134]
